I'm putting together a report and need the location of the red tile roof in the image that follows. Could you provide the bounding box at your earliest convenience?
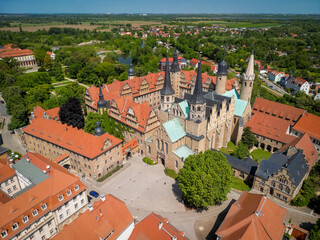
[122,138,138,155]
[160,56,183,63]
[23,117,122,159]
[216,192,287,240]
[292,113,320,140]
[0,153,86,239]
[0,49,34,58]
[0,158,16,183]
[279,132,318,171]
[53,153,69,164]
[33,106,60,120]
[129,212,189,240]
[246,112,296,144]
[0,190,11,206]
[52,195,134,240]
[252,98,305,124]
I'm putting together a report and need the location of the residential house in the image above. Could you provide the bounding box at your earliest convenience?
[267,69,285,82]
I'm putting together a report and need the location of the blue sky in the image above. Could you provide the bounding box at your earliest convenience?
[1,0,320,14]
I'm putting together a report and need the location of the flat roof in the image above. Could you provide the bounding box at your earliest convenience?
[12,158,49,185]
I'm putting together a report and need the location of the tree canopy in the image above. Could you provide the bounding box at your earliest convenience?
[177,150,233,208]
[241,127,258,149]
[58,97,85,129]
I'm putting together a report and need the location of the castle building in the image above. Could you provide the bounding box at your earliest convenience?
[85,50,254,172]
[0,44,36,67]
[22,107,123,180]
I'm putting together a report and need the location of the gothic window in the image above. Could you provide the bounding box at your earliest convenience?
[285,187,290,194]
[161,140,164,151]
[278,176,288,184]
[197,106,201,111]
[166,97,169,102]
[250,82,252,87]
[165,143,168,154]
[157,139,159,150]
[278,184,283,191]
[271,181,276,187]
[176,160,178,169]
[245,82,247,87]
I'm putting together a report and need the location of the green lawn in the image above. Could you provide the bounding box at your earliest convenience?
[250,149,272,162]
[230,176,250,191]
[220,141,237,155]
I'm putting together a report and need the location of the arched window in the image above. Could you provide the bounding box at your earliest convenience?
[165,143,168,154]
[157,139,160,150]
[197,106,201,111]
[250,82,252,87]
[278,184,283,191]
[166,97,169,102]
[285,187,290,194]
[245,82,247,87]
[148,146,151,154]
[175,160,178,169]
[161,140,164,151]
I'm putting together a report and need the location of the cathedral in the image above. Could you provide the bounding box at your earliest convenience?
[85,49,255,171]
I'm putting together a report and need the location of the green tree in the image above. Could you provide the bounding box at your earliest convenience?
[43,54,52,70]
[310,219,320,240]
[241,127,258,149]
[177,150,233,208]
[231,142,250,159]
[59,97,85,129]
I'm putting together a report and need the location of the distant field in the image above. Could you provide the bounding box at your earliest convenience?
[0,20,165,32]
[0,24,99,32]
[171,20,280,28]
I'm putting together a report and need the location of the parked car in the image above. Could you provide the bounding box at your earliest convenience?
[89,191,99,198]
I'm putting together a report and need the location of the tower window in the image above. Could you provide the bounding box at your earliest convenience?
[166,97,169,102]
[245,82,247,87]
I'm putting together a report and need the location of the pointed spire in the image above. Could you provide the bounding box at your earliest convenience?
[160,54,175,96]
[217,48,228,76]
[171,47,180,72]
[190,56,206,104]
[245,50,255,79]
[97,80,107,109]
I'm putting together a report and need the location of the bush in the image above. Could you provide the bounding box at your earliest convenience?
[142,157,156,165]
[97,165,123,182]
[164,167,178,179]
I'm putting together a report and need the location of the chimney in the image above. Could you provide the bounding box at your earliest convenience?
[158,222,163,230]
[43,170,47,174]
[100,195,106,202]
[88,203,93,211]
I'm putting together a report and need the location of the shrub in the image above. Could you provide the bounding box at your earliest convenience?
[142,157,156,165]
[97,165,123,182]
[164,167,178,179]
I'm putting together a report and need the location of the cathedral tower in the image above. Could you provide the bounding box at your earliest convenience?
[189,58,206,123]
[170,48,181,96]
[160,54,175,111]
[216,51,228,95]
[240,50,255,102]
[97,83,107,114]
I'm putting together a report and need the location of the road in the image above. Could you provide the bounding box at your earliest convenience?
[259,74,287,95]
[0,95,27,154]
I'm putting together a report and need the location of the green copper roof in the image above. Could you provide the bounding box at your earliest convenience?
[13,158,50,185]
[173,145,194,159]
[222,89,248,117]
[163,117,186,143]
[178,100,189,118]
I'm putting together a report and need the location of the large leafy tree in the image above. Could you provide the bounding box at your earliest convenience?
[310,218,320,240]
[59,97,84,129]
[177,150,233,208]
[241,127,258,149]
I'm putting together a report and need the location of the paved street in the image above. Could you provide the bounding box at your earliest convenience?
[0,96,27,154]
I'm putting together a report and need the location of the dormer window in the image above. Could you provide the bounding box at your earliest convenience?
[12,223,19,231]
[67,190,72,196]
[58,195,64,201]
[1,230,8,238]
[32,209,38,217]
[41,203,47,210]
[22,216,29,223]
[74,185,79,191]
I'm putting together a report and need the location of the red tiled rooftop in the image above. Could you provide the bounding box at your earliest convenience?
[0,159,16,183]
[129,212,189,240]
[279,132,318,171]
[23,118,122,159]
[53,153,69,164]
[160,56,183,62]
[52,195,134,240]
[246,112,296,144]
[0,49,34,58]
[292,113,320,140]
[252,98,305,124]
[122,138,138,155]
[216,192,287,240]
[0,153,86,239]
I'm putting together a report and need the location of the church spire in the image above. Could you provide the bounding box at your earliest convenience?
[128,58,136,79]
[217,48,228,76]
[170,48,180,72]
[160,54,175,96]
[245,50,255,79]
[190,56,205,104]
[97,81,107,109]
